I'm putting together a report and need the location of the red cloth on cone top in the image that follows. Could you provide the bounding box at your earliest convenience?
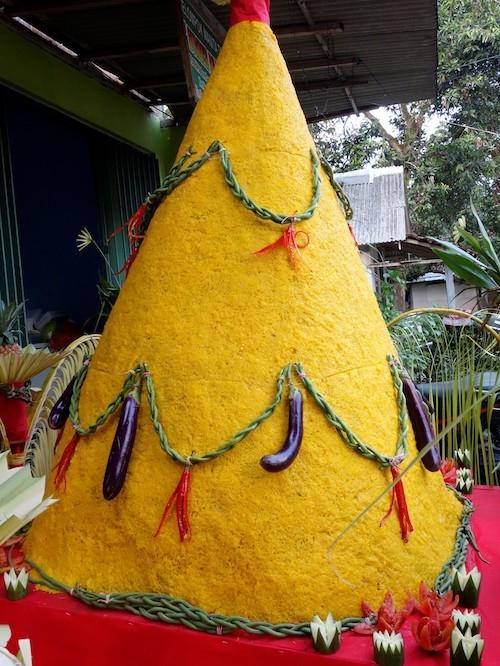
[230,0,270,26]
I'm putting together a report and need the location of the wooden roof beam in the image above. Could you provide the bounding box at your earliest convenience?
[289,56,361,72]
[152,100,192,107]
[295,77,367,92]
[81,41,181,62]
[294,0,360,115]
[128,77,187,91]
[275,21,344,39]
[368,258,441,269]
[130,58,362,92]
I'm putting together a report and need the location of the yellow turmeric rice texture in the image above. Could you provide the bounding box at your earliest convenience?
[26,20,461,623]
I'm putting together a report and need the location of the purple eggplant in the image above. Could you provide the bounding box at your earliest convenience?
[260,389,303,472]
[402,374,441,472]
[103,383,141,500]
[48,378,75,430]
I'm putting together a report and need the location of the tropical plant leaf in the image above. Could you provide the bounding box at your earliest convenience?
[432,238,489,266]
[433,247,498,289]
[457,229,483,254]
[469,200,500,275]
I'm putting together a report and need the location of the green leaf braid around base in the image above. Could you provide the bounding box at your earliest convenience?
[434,488,475,596]
[68,356,406,468]
[25,558,363,637]
[26,486,473,637]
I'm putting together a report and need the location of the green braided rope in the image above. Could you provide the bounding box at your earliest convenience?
[144,364,289,466]
[294,356,408,467]
[25,487,475,636]
[319,154,353,221]
[67,357,405,469]
[219,146,321,224]
[26,557,362,637]
[69,363,140,436]
[67,362,288,465]
[434,487,475,596]
[134,140,334,245]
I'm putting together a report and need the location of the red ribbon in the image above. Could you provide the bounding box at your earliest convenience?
[380,465,414,543]
[348,223,359,248]
[254,225,309,267]
[230,0,270,26]
[53,433,80,491]
[108,202,148,275]
[154,465,192,541]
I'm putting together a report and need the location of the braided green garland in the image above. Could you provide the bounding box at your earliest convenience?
[434,488,475,595]
[26,556,364,636]
[26,486,474,636]
[294,357,408,467]
[133,139,353,247]
[69,363,139,437]
[67,357,406,469]
[46,362,475,637]
[144,364,289,465]
[142,141,321,229]
[319,154,353,221]
[219,146,321,224]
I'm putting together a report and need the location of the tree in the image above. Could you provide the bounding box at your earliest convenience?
[312,0,500,247]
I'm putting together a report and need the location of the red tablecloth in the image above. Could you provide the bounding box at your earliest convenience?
[1,487,498,665]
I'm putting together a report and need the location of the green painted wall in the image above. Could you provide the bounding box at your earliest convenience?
[0,22,185,175]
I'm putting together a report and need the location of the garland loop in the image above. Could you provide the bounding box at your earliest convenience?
[117,141,352,274]
[69,356,406,469]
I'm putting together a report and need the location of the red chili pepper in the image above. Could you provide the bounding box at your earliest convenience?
[254,224,309,267]
[53,433,80,491]
[154,465,192,541]
[380,465,414,542]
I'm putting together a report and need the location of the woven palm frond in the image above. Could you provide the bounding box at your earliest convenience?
[0,418,8,452]
[26,335,100,478]
[0,346,69,385]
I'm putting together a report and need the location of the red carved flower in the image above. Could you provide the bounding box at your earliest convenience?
[0,535,26,573]
[440,458,457,485]
[414,581,458,620]
[353,593,413,635]
[412,610,454,652]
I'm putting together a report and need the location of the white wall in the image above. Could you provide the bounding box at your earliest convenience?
[410,280,480,310]
[360,250,375,290]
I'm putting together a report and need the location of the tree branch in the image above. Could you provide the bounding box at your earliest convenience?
[363,110,406,157]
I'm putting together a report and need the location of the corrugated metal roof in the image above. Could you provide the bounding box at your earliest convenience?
[336,166,408,245]
[0,0,437,123]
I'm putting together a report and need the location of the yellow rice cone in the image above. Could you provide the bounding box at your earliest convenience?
[26,20,461,622]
